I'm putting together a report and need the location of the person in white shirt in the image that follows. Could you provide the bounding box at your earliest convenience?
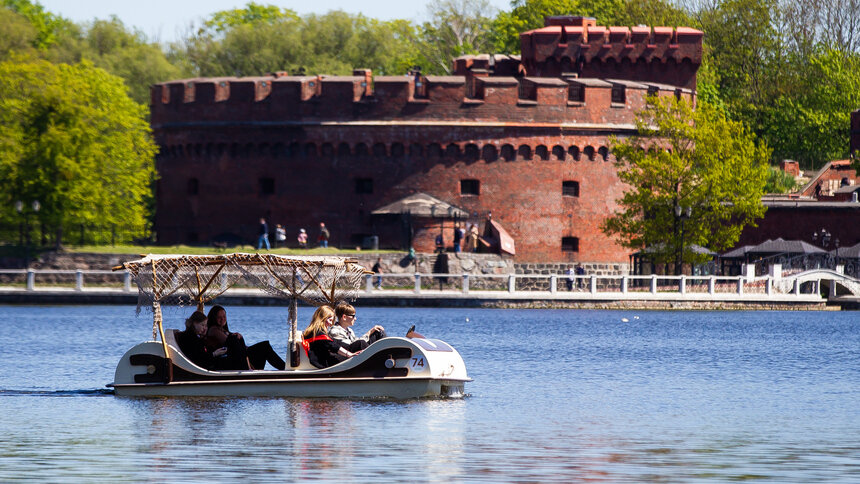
[328,301,386,352]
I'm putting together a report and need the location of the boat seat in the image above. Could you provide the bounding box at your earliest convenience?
[290,334,318,370]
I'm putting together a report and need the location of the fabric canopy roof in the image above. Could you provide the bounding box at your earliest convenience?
[371,192,470,219]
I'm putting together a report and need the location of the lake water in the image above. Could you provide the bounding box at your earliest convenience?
[0,305,858,482]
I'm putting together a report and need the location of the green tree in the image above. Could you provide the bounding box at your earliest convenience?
[0,58,157,247]
[0,7,38,59]
[416,0,495,74]
[203,1,297,34]
[603,96,770,274]
[764,166,798,194]
[79,17,188,104]
[758,48,860,167]
[1,0,72,50]
[176,8,420,77]
[490,0,689,54]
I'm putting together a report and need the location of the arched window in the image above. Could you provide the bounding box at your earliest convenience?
[321,143,334,157]
[409,143,423,157]
[391,143,404,157]
[355,143,369,156]
[372,143,387,157]
[337,142,350,157]
[428,143,442,158]
[568,146,580,161]
[535,145,549,161]
[583,146,595,161]
[464,144,480,161]
[481,145,498,162]
[552,145,565,161]
[598,146,609,161]
[517,145,532,160]
[501,144,515,161]
[445,143,460,158]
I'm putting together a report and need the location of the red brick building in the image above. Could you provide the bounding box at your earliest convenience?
[151,16,703,263]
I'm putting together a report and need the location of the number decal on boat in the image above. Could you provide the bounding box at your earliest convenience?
[411,357,425,368]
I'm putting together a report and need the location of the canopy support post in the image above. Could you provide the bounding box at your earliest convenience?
[289,267,300,368]
[153,301,173,383]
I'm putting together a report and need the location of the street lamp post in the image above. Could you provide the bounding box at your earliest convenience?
[674,203,692,276]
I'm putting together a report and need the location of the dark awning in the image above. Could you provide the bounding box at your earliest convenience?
[746,238,826,256]
[371,192,470,219]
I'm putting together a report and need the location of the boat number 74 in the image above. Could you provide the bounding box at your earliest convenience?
[411,357,425,368]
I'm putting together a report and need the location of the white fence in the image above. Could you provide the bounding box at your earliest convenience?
[0,269,843,300]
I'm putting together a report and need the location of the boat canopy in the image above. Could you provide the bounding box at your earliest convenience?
[117,253,369,310]
[114,254,370,351]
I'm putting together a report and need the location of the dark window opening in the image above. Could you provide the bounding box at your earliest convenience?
[611,86,626,104]
[569,84,584,102]
[355,178,373,194]
[460,179,480,195]
[562,237,579,252]
[259,177,275,195]
[562,181,580,197]
[187,178,199,195]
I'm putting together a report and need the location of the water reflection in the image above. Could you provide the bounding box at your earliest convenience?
[124,397,468,481]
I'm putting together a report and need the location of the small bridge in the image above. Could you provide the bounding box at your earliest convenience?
[772,268,860,299]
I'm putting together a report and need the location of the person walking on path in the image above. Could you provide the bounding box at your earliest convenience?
[371,257,383,289]
[274,224,286,248]
[318,222,330,248]
[576,264,585,289]
[297,228,308,249]
[468,224,479,252]
[566,266,575,291]
[453,223,462,252]
[256,218,270,250]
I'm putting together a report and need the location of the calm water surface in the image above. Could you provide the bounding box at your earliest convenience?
[0,305,858,482]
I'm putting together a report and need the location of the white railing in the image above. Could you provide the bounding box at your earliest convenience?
[0,269,132,292]
[361,272,829,298]
[0,269,847,299]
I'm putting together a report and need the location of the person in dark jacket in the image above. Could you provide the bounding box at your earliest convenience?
[205,305,285,370]
[301,305,357,369]
[176,311,223,370]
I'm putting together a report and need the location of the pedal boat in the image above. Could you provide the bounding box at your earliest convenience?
[108,253,470,399]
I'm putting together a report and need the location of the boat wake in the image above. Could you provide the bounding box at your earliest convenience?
[0,388,114,397]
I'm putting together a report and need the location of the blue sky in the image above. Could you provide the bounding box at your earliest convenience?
[37,0,512,43]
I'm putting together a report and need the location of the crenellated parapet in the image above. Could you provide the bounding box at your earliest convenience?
[150,71,693,127]
[517,16,702,89]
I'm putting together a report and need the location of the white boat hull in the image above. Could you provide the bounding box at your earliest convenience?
[110,336,470,399]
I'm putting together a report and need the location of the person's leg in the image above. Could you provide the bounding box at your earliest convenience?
[347,340,368,352]
[368,328,386,344]
[247,341,285,370]
[264,235,270,250]
[218,333,250,370]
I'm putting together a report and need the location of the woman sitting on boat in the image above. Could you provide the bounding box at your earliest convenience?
[176,311,229,370]
[205,305,286,370]
[301,305,359,369]
[329,301,386,353]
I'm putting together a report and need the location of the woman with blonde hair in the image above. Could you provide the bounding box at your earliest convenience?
[301,305,358,368]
